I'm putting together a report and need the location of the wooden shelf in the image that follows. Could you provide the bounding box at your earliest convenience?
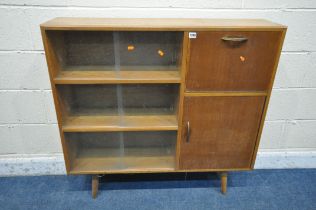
[62,115,178,132]
[69,148,175,174]
[54,66,181,84]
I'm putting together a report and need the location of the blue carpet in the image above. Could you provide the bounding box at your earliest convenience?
[0,169,315,210]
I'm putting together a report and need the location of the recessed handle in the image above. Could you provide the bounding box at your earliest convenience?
[186,121,190,143]
[221,36,248,43]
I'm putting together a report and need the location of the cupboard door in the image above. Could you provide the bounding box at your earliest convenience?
[179,96,265,170]
[186,31,282,91]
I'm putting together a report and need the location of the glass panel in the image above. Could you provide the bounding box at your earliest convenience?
[122,84,178,115]
[65,132,122,171]
[57,84,179,116]
[65,131,176,172]
[47,31,183,72]
[123,131,176,170]
[65,31,115,67]
[57,85,118,116]
[118,31,182,68]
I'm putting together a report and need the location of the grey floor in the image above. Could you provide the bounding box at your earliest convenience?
[0,169,315,210]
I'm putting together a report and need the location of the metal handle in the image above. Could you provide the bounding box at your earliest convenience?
[186,121,190,143]
[221,36,248,43]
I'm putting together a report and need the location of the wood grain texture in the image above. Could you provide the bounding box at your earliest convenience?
[186,31,283,91]
[54,70,181,84]
[179,96,265,170]
[62,115,178,132]
[184,91,267,97]
[69,167,250,175]
[70,147,175,174]
[41,18,286,31]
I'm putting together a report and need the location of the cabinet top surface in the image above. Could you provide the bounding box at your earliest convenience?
[41,17,286,31]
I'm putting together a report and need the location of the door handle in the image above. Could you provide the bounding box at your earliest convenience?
[221,36,248,43]
[186,121,190,143]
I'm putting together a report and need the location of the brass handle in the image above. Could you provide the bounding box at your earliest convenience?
[186,121,190,143]
[221,36,248,43]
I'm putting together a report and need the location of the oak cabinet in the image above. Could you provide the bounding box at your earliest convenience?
[41,18,286,197]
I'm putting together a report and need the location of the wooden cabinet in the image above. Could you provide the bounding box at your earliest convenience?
[41,18,286,197]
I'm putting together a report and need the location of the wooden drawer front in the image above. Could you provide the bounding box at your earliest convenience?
[186,31,282,91]
[179,96,265,170]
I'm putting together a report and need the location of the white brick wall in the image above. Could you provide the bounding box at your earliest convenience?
[0,1,315,171]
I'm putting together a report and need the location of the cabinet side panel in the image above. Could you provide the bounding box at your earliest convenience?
[250,29,287,168]
[41,28,71,173]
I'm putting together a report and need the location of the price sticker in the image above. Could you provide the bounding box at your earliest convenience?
[189,32,197,39]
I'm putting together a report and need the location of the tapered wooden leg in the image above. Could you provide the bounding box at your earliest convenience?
[220,172,228,194]
[92,175,99,199]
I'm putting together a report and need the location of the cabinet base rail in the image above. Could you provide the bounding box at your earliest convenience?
[91,172,228,198]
